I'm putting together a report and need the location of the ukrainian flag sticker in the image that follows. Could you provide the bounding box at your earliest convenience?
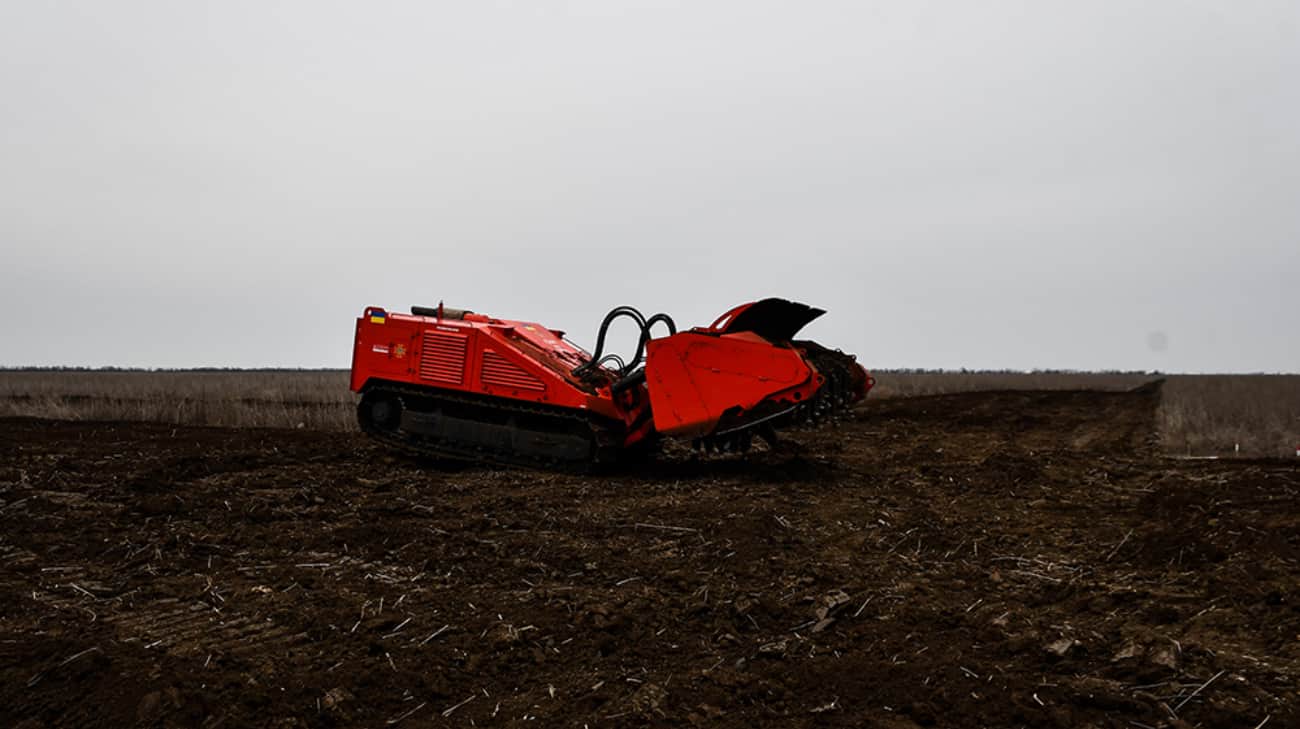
[369,311,386,325]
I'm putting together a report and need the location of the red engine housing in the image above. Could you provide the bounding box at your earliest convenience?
[351,306,632,418]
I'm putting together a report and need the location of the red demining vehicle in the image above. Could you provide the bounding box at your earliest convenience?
[350,299,873,469]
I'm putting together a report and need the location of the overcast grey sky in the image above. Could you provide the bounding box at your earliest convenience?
[2,1,1296,371]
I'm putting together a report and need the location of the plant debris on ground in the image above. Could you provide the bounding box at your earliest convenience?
[0,384,1296,727]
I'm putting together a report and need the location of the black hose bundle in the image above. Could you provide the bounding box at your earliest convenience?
[572,306,677,381]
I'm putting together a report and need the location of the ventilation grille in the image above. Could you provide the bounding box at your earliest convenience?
[481,351,545,391]
[419,331,467,384]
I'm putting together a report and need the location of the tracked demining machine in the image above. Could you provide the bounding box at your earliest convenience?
[350,298,873,470]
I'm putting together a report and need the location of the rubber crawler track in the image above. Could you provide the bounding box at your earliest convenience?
[358,381,623,473]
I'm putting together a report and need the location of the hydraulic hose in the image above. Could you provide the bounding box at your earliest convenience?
[610,368,647,395]
[571,307,646,378]
[572,306,678,382]
[624,313,677,376]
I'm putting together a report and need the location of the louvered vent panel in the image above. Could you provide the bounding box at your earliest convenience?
[419,331,467,384]
[481,351,545,391]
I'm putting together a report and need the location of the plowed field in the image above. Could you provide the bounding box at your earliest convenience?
[1,385,1296,728]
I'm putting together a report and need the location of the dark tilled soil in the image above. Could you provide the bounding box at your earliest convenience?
[1,386,1297,728]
